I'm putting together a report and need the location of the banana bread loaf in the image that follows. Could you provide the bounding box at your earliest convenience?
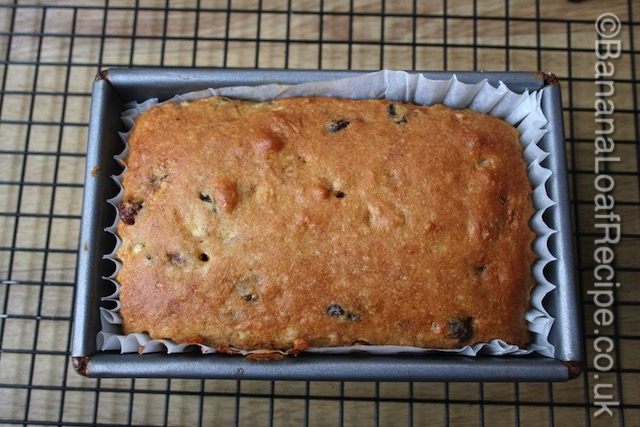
[115,96,537,353]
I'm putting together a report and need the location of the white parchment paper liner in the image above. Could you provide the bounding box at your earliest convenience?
[98,70,556,358]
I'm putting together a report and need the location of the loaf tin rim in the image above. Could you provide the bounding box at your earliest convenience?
[73,68,582,381]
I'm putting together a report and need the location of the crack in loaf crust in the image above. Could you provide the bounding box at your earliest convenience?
[116,96,537,352]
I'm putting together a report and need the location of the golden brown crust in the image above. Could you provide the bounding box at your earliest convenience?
[116,96,537,352]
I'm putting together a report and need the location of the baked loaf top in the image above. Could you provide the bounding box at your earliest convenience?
[116,96,537,352]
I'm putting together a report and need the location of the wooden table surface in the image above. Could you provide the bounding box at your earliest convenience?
[0,1,638,426]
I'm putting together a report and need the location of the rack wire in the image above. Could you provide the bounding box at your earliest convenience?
[0,0,638,425]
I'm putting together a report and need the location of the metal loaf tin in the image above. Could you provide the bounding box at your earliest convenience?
[72,69,582,381]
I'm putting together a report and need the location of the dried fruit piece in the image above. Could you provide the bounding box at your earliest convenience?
[327,119,350,133]
[311,182,331,201]
[236,272,259,302]
[212,178,239,213]
[327,303,346,318]
[448,317,474,343]
[327,303,360,321]
[199,192,212,203]
[244,294,258,302]
[118,199,143,225]
[387,103,408,124]
[252,133,285,155]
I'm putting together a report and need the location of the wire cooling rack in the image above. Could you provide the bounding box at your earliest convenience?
[0,1,638,425]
